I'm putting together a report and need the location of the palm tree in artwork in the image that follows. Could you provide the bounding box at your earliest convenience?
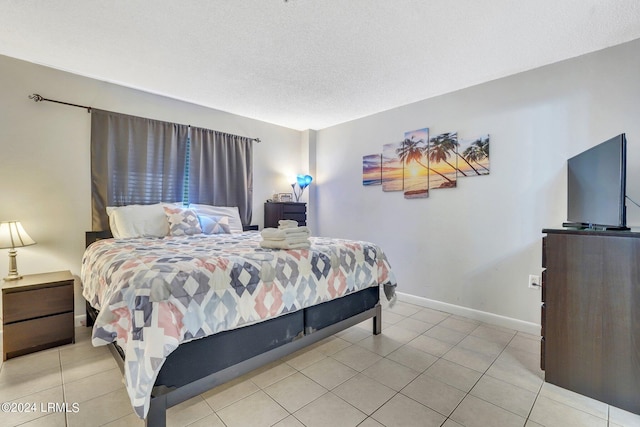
[462,136,490,173]
[429,132,463,179]
[396,136,455,184]
[396,136,429,169]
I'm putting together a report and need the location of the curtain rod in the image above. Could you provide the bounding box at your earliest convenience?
[28,93,261,143]
[29,93,92,113]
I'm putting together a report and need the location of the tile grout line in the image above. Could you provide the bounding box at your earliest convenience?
[432,322,544,425]
[26,310,630,427]
[436,323,511,426]
[467,327,541,422]
[390,309,485,426]
[372,316,481,426]
[60,349,70,427]
[524,365,546,425]
[263,311,438,426]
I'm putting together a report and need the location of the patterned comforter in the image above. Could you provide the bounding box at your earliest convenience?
[81,232,396,418]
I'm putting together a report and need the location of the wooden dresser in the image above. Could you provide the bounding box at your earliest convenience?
[541,229,640,414]
[264,202,307,228]
[2,270,75,360]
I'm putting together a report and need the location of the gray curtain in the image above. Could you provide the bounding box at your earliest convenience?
[91,109,189,231]
[189,127,253,225]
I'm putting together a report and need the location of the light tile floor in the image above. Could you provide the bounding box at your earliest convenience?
[1,301,639,427]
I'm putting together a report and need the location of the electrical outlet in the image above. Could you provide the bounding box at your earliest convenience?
[528,274,540,289]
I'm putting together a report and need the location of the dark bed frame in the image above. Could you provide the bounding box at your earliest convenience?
[84,231,382,427]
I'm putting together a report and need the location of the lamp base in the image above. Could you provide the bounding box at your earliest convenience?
[5,248,22,281]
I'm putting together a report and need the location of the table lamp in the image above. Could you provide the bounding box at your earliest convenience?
[0,221,36,281]
[292,174,313,202]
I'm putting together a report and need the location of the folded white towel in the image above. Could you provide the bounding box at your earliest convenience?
[260,228,285,240]
[261,227,310,240]
[280,236,311,245]
[260,239,310,250]
[278,219,298,229]
[290,226,310,235]
[278,224,298,230]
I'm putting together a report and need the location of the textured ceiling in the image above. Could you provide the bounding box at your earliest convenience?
[1,1,640,130]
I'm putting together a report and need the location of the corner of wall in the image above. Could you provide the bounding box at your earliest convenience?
[301,130,318,232]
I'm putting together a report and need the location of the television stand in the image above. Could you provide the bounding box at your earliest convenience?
[541,228,640,415]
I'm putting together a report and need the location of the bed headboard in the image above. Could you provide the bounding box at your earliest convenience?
[85,231,113,248]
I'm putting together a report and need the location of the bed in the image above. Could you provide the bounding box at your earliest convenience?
[81,205,397,426]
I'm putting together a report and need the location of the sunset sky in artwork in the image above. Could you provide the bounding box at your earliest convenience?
[382,142,404,191]
[403,128,429,177]
[402,128,429,198]
[362,154,382,185]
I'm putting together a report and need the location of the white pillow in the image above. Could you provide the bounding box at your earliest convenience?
[189,204,243,233]
[106,204,170,239]
[106,206,121,238]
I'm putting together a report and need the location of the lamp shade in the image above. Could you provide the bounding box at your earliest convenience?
[0,221,36,249]
[296,174,313,189]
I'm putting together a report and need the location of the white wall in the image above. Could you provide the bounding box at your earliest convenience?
[0,54,304,319]
[314,38,640,331]
[2,38,639,333]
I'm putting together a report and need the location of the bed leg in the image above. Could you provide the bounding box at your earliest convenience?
[85,301,94,327]
[145,395,167,427]
[373,303,382,335]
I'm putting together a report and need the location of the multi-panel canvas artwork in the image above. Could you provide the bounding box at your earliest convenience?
[458,134,490,176]
[362,129,490,199]
[429,132,458,190]
[401,128,429,199]
[382,142,404,192]
[362,154,382,186]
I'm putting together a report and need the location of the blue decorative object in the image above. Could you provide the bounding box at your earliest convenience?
[292,174,313,201]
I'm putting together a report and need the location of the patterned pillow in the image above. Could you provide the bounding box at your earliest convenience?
[163,206,203,236]
[189,204,243,233]
[198,215,231,235]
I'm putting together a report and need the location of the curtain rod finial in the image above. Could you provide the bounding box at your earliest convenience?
[29,94,44,102]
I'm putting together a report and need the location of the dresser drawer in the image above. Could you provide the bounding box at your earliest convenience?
[3,282,73,323]
[3,312,74,359]
[283,213,306,224]
[282,204,306,214]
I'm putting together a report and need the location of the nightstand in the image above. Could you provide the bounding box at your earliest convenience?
[264,202,307,228]
[2,271,75,360]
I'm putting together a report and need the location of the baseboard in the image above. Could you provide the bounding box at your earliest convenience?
[75,314,87,328]
[396,292,541,336]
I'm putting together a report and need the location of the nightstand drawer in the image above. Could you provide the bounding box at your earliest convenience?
[282,204,306,214]
[3,282,73,323]
[3,312,74,359]
[264,202,307,228]
[284,213,306,224]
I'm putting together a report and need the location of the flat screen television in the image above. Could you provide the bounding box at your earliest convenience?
[565,133,628,230]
